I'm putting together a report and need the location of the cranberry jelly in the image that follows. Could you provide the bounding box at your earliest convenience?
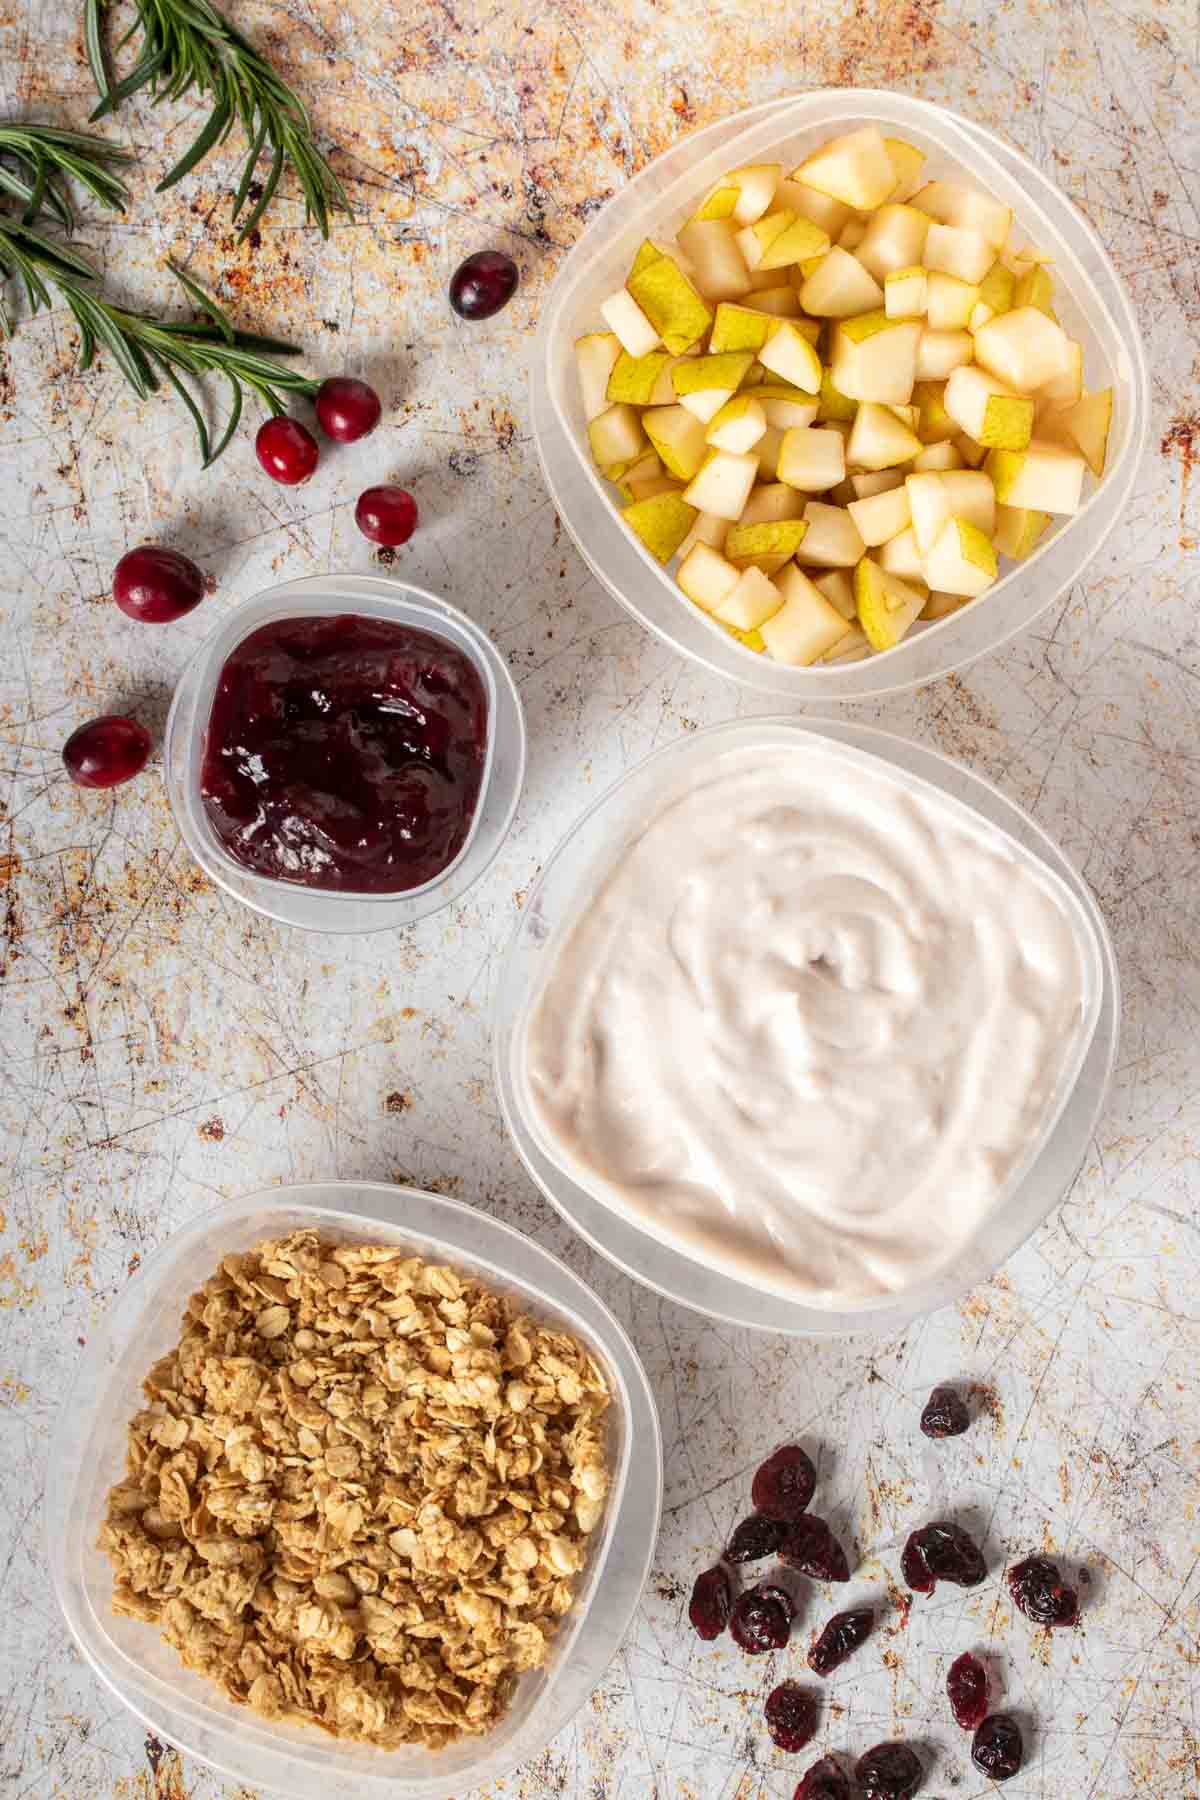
[200,615,488,894]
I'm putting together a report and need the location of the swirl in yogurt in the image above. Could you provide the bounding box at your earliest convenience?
[523,742,1089,1304]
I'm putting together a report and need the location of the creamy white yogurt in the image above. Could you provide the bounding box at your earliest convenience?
[522,741,1091,1305]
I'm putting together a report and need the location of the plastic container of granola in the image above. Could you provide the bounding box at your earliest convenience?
[46,1182,662,1799]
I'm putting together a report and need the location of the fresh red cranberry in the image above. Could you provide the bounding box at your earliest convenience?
[972,1713,1023,1781]
[62,715,151,788]
[688,1565,731,1641]
[794,1756,851,1800]
[920,1384,970,1438]
[730,1582,794,1653]
[780,1515,849,1582]
[449,249,518,320]
[807,1605,874,1676]
[255,415,319,484]
[112,544,205,623]
[946,1651,989,1729]
[751,1445,816,1521]
[725,1513,784,1564]
[315,376,382,443]
[854,1741,923,1799]
[1008,1554,1079,1626]
[764,1681,817,1752]
[355,484,418,547]
[901,1521,986,1595]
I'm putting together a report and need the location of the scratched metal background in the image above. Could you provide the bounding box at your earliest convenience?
[2,0,1198,1795]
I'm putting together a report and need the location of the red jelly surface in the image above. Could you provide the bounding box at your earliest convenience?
[200,615,488,894]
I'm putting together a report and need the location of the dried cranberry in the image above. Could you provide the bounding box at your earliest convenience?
[780,1515,849,1582]
[972,1713,1023,1781]
[793,1757,851,1800]
[725,1513,784,1564]
[730,1582,794,1653]
[920,1383,970,1438]
[688,1565,732,1640]
[1008,1554,1079,1626]
[807,1606,874,1676]
[946,1650,989,1730]
[854,1741,923,1799]
[764,1680,817,1752]
[751,1444,816,1521]
[902,1521,986,1595]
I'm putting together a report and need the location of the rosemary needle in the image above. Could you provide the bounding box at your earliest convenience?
[0,122,133,230]
[83,0,352,239]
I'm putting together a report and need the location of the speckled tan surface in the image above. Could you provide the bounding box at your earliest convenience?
[2,1,1199,1795]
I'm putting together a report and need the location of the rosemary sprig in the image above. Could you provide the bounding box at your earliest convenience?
[84,0,352,240]
[0,221,318,463]
[0,122,133,228]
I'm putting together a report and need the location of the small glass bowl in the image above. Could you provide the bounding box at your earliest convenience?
[531,87,1149,699]
[494,718,1120,1336]
[164,575,526,932]
[46,1181,662,1800]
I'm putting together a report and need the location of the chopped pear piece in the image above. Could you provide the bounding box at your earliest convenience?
[813,567,856,619]
[922,517,998,595]
[682,448,760,519]
[847,483,912,547]
[757,319,823,394]
[925,272,980,330]
[621,492,697,561]
[954,431,987,468]
[799,245,884,316]
[779,175,853,236]
[972,260,1016,328]
[740,482,805,526]
[911,180,1012,249]
[911,440,963,471]
[885,265,928,318]
[846,400,922,471]
[742,285,803,317]
[588,403,646,469]
[709,301,773,353]
[758,388,820,429]
[851,469,905,497]
[778,426,846,491]
[819,623,871,663]
[715,565,784,630]
[725,519,809,577]
[923,222,994,285]
[706,395,767,453]
[642,404,709,480]
[693,186,738,221]
[1053,385,1112,475]
[672,351,756,396]
[794,127,898,210]
[985,440,1086,513]
[754,424,786,480]
[877,526,924,580]
[944,364,1034,450]
[677,510,729,559]
[607,348,673,406]
[619,449,663,487]
[719,163,783,225]
[575,332,622,422]
[742,211,831,272]
[974,306,1074,392]
[884,137,926,202]
[599,288,660,357]
[626,473,684,501]
[792,502,865,567]
[1035,337,1083,408]
[1013,263,1055,314]
[759,562,852,664]
[914,329,974,381]
[627,255,713,355]
[857,204,931,280]
[830,314,921,404]
[817,367,858,424]
[675,218,753,302]
[913,379,957,443]
[678,387,737,424]
[629,239,667,280]
[854,559,927,649]
[907,468,996,553]
[994,503,1052,560]
[677,541,741,612]
[837,216,867,251]
[921,590,968,620]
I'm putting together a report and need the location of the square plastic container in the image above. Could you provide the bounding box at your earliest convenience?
[494,718,1120,1335]
[531,88,1149,698]
[164,575,526,932]
[46,1182,662,1799]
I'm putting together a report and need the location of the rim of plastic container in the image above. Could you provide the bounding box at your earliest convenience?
[46,1182,662,1800]
[531,88,1150,700]
[493,718,1121,1336]
[164,576,526,932]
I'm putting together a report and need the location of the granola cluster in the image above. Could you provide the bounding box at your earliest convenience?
[98,1230,611,1748]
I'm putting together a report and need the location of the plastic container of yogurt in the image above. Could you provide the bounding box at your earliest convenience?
[493,718,1119,1336]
